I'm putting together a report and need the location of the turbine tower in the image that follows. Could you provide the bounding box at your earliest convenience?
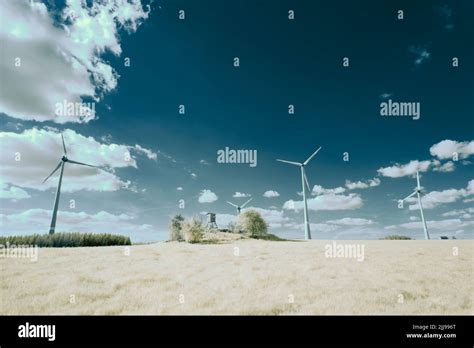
[400,170,430,240]
[277,147,322,240]
[226,197,253,214]
[43,134,101,234]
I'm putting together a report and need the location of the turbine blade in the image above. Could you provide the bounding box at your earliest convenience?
[61,133,67,156]
[401,191,417,201]
[67,159,100,169]
[304,172,311,193]
[42,161,62,184]
[276,159,301,166]
[303,146,322,165]
[416,171,420,190]
[241,197,253,208]
[226,201,238,208]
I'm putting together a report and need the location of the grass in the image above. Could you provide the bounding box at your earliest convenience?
[1,239,472,315]
[381,235,413,240]
[251,233,287,241]
[0,232,131,247]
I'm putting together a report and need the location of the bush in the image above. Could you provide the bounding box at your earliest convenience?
[0,232,131,248]
[182,217,206,243]
[381,235,412,240]
[238,210,268,237]
[169,214,185,241]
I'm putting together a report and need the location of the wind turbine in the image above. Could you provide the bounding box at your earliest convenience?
[277,147,322,240]
[399,170,430,240]
[226,197,253,214]
[43,133,102,234]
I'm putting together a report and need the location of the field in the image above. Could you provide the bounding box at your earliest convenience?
[1,239,472,315]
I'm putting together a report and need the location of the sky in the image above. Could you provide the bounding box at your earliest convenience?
[0,0,473,242]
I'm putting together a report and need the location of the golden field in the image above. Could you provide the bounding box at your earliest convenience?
[1,239,472,315]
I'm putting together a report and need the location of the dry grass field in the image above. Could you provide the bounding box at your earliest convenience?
[1,239,472,315]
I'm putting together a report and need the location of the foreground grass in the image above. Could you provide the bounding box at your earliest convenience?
[251,233,288,241]
[0,232,131,247]
[1,240,472,315]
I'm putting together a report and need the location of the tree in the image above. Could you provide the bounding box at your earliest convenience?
[169,214,185,241]
[238,210,268,237]
[182,217,206,243]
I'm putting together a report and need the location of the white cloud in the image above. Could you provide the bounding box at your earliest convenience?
[0,0,149,123]
[442,208,474,218]
[393,219,474,232]
[325,218,374,226]
[133,144,157,161]
[432,160,455,172]
[377,160,432,178]
[289,222,339,233]
[0,208,154,240]
[190,173,198,179]
[309,223,339,233]
[176,187,183,191]
[213,213,236,227]
[263,190,280,198]
[198,189,218,203]
[242,207,289,228]
[406,180,474,210]
[0,183,30,200]
[0,128,156,192]
[430,140,474,160]
[233,192,251,198]
[283,193,363,211]
[312,185,346,195]
[345,177,381,190]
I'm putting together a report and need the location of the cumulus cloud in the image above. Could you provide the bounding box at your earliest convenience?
[430,140,474,160]
[432,160,455,172]
[233,192,251,198]
[325,218,374,226]
[377,160,432,178]
[442,208,473,219]
[198,189,218,203]
[311,185,346,195]
[263,190,280,198]
[406,180,474,210]
[0,182,30,200]
[283,193,363,211]
[388,219,474,232]
[242,207,289,228]
[176,187,183,191]
[288,222,339,233]
[0,128,156,192]
[0,0,149,123]
[345,177,381,190]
